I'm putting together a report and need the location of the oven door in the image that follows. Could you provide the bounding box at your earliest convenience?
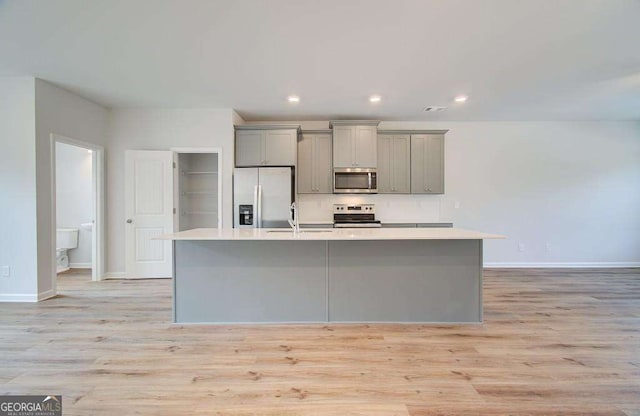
[333,168,377,193]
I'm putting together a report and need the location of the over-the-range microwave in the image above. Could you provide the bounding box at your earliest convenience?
[333,168,377,193]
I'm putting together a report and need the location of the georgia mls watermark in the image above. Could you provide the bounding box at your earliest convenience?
[0,395,61,416]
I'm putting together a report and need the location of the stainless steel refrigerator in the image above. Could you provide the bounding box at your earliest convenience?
[233,167,294,228]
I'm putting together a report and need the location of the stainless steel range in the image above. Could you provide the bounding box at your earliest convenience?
[333,204,382,228]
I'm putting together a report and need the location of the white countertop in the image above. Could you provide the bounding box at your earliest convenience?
[159,227,505,241]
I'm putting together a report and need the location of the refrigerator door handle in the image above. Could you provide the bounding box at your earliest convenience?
[253,185,259,229]
[256,185,263,228]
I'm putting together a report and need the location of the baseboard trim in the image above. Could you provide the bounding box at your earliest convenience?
[69,262,92,269]
[0,293,38,302]
[484,262,640,268]
[38,289,56,301]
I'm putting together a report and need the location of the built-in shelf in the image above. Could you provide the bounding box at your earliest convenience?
[181,191,217,196]
[177,152,219,231]
[182,211,218,216]
[181,171,218,175]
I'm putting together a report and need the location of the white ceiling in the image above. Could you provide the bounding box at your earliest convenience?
[1,0,639,121]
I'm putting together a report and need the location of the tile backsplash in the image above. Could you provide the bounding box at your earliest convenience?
[298,193,444,223]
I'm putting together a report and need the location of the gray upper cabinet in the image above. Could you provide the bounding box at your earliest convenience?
[298,131,332,194]
[377,134,410,193]
[354,126,377,167]
[235,126,299,167]
[332,126,354,168]
[235,130,263,166]
[330,121,379,168]
[410,134,444,194]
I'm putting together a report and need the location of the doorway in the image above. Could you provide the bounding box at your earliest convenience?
[124,148,221,278]
[51,134,105,285]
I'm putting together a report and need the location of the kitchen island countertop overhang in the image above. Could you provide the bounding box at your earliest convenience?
[160,228,505,324]
[159,227,505,241]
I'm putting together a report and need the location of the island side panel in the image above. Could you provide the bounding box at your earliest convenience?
[174,240,328,323]
[328,239,482,323]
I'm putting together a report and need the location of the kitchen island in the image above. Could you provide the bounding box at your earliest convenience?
[160,228,504,324]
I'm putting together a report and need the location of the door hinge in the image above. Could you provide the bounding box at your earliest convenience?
[173,208,176,214]
[173,162,176,168]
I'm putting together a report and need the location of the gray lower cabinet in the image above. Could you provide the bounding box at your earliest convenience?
[235,127,298,167]
[377,134,410,193]
[174,239,482,323]
[298,132,332,194]
[411,134,444,194]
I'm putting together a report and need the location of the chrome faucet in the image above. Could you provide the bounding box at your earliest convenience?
[288,202,300,233]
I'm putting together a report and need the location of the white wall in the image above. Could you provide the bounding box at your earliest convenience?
[380,121,640,266]
[106,108,238,274]
[248,120,640,266]
[55,142,93,266]
[0,78,38,301]
[35,79,109,296]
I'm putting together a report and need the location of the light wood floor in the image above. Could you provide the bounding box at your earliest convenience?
[1,268,639,415]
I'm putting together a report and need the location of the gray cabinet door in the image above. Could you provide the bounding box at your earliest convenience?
[392,135,410,193]
[378,134,410,193]
[298,133,332,194]
[314,134,333,193]
[332,126,354,168]
[297,134,314,193]
[235,130,264,167]
[411,134,444,194]
[264,129,297,166]
[377,134,393,193]
[355,125,377,167]
[425,134,444,194]
[333,125,377,168]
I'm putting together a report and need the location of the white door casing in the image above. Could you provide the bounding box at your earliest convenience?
[125,150,174,278]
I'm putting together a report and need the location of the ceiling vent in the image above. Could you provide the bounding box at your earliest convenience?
[423,106,447,112]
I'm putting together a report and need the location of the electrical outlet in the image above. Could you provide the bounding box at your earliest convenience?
[545,243,551,252]
[518,243,525,252]
[1,266,10,278]
[454,201,460,209]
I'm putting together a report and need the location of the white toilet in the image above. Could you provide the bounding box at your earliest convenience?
[56,228,79,273]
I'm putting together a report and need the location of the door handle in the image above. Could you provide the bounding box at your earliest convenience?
[254,185,263,228]
[126,219,133,224]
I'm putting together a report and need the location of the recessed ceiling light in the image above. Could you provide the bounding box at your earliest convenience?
[423,106,447,112]
[454,95,468,103]
[369,95,382,103]
[287,95,300,103]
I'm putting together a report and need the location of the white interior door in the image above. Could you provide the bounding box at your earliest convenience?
[125,150,174,278]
